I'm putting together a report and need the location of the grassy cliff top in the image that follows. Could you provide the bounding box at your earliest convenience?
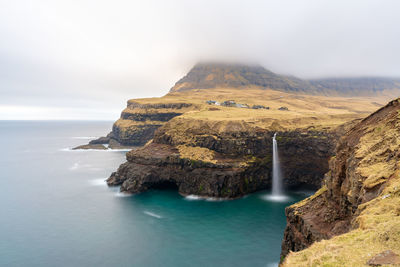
[125,88,388,131]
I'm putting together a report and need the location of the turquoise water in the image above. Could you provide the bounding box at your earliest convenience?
[0,121,310,267]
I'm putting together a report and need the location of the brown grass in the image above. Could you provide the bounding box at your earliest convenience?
[177,145,216,163]
[124,88,389,131]
[282,100,400,267]
[282,187,400,267]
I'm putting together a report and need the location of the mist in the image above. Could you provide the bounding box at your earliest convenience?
[1,0,399,119]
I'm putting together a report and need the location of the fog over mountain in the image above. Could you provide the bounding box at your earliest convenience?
[1,0,400,119]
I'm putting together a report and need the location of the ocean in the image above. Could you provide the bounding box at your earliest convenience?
[0,121,310,267]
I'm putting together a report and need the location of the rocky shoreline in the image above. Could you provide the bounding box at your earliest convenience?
[73,63,399,265]
[106,118,338,198]
[73,101,196,150]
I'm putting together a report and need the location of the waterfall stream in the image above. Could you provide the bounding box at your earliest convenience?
[272,133,283,196]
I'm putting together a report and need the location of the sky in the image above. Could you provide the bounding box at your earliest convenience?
[1,0,400,120]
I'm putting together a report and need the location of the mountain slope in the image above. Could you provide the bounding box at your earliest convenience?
[310,77,400,96]
[170,63,316,94]
[170,63,400,97]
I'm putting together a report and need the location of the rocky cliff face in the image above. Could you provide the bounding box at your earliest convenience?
[107,142,269,198]
[107,117,338,198]
[109,101,194,146]
[281,99,400,266]
[74,62,390,150]
[74,101,195,149]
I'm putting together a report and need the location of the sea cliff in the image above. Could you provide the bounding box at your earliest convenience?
[281,98,400,266]
[75,63,392,150]
[107,117,338,198]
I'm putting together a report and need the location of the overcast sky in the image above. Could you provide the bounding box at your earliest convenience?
[1,0,400,120]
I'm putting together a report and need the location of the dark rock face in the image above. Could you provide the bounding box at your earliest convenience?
[73,144,107,150]
[107,123,338,197]
[76,102,193,149]
[120,111,183,122]
[108,143,271,198]
[280,98,400,260]
[280,186,352,257]
[89,136,110,145]
[111,123,162,146]
[155,126,336,190]
[106,102,194,146]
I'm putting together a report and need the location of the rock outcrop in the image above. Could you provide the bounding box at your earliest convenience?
[107,142,269,198]
[107,117,338,197]
[281,98,400,266]
[74,101,195,149]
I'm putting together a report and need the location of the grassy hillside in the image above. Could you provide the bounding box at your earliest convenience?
[169,63,400,98]
[281,99,400,267]
[126,88,387,131]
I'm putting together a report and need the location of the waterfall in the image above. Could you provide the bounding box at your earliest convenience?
[261,133,289,202]
[272,133,283,196]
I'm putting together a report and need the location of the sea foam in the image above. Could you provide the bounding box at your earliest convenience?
[60,148,131,152]
[143,211,162,219]
[114,192,133,197]
[184,195,226,202]
[261,194,291,202]
[69,162,79,170]
[185,194,202,200]
[71,136,98,140]
[88,178,107,186]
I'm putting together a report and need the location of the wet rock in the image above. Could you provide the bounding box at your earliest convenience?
[72,144,107,150]
[111,123,162,146]
[107,139,134,150]
[89,136,110,145]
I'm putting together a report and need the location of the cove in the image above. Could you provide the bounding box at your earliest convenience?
[0,121,311,267]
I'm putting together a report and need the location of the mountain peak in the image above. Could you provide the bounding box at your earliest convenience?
[169,62,400,97]
[169,62,286,93]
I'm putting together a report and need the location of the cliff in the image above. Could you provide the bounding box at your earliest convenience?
[74,63,395,150]
[97,64,390,198]
[101,61,390,197]
[73,101,197,149]
[107,117,340,197]
[281,99,400,266]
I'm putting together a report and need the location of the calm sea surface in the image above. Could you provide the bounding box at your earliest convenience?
[0,121,310,267]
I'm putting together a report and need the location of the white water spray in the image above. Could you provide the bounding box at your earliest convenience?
[272,133,283,196]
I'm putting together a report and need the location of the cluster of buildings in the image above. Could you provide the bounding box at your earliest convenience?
[206,100,288,111]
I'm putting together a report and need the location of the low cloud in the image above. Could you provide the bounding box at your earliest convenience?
[1,0,399,119]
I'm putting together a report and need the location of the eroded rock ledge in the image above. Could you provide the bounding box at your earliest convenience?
[107,118,338,198]
[73,102,195,149]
